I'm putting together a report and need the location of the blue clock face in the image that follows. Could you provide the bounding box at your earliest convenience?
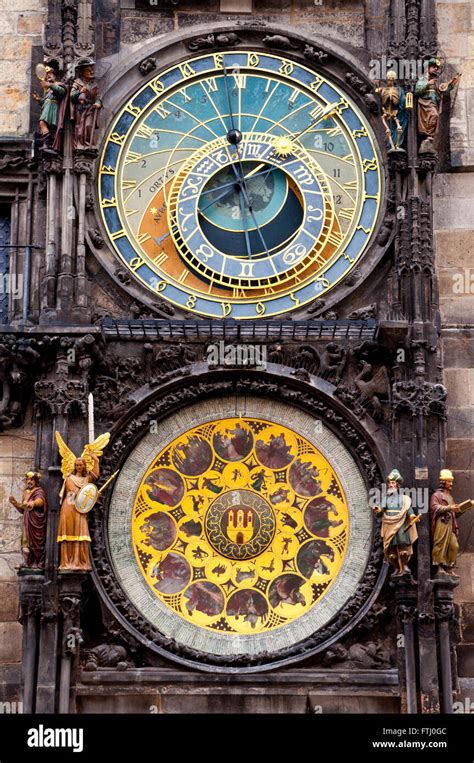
[98,51,383,319]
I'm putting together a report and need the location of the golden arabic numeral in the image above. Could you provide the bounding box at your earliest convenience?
[221,302,232,317]
[149,78,165,94]
[363,158,377,172]
[290,293,300,306]
[155,280,168,293]
[101,197,117,208]
[309,76,323,93]
[256,302,266,316]
[130,257,144,271]
[126,104,141,117]
[110,132,125,146]
[352,127,368,138]
[179,62,195,79]
[279,62,294,76]
[213,53,224,69]
[248,53,260,67]
[186,294,197,309]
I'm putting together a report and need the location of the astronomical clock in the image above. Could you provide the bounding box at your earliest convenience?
[98,51,382,319]
[8,0,456,719]
[92,42,387,673]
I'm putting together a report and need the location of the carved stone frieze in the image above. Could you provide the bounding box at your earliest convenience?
[344,72,378,112]
[0,336,59,429]
[186,32,241,52]
[392,381,447,418]
[83,644,129,671]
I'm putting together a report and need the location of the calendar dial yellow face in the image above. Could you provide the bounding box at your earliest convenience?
[130,417,349,634]
[99,51,382,318]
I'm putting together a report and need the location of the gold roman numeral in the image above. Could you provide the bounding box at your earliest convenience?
[124,151,142,165]
[155,103,171,119]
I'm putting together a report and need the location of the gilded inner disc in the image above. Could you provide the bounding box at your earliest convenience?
[205,489,276,560]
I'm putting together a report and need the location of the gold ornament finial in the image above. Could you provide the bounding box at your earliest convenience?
[271,136,295,159]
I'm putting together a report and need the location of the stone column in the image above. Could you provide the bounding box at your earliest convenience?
[18,573,44,714]
[393,576,418,713]
[58,575,86,714]
[434,576,459,714]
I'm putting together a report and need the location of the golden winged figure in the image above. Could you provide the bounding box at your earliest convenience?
[55,430,111,571]
[55,431,111,479]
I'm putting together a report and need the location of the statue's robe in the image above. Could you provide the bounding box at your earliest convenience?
[57,461,98,571]
[430,489,458,567]
[23,486,48,567]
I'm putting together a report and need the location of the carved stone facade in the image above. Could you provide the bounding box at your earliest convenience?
[0,0,471,714]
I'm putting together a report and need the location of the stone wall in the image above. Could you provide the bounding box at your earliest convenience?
[0,0,47,136]
[119,0,369,50]
[437,0,474,169]
[435,0,474,679]
[0,424,35,702]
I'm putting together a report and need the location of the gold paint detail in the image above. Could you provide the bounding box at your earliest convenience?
[131,417,349,634]
[271,135,296,159]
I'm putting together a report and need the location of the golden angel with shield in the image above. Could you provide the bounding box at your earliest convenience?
[56,432,111,571]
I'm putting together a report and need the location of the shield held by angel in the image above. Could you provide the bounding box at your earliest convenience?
[55,431,110,571]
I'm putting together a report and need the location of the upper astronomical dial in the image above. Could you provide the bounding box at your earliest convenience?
[168,133,334,288]
[99,51,382,318]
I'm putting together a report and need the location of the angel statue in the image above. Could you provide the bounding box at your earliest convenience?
[55,431,110,571]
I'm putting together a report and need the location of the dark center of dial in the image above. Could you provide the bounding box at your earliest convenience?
[197,161,304,259]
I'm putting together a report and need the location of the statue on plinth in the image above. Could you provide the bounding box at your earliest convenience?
[375,70,408,152]
[56,431,110,571]
[415,58,461,154]
[9,471,47,569]
[373,469,419,576]
[430,469,473,577]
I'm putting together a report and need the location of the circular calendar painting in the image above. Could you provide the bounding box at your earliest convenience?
[107,397,372,658]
